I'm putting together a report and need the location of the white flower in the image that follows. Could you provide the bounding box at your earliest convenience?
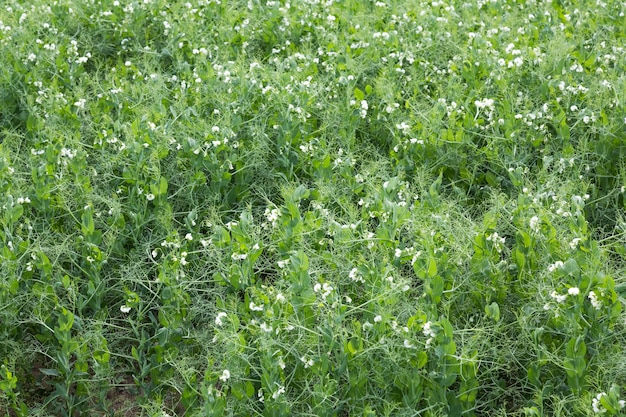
[146,193,155,201]
[231,252,247,260]
[396,121,411,134]
[224,221,238,230]
[551,291,567,303]
[360,100,368,118]
[592,392,607,414]
[374,315,382,323]
[215,312,227,326]
[120,305,131,313]
[547,261,564,273]
[276,293,286,303]
[260,322,273,333]
[300,356,314,368]
[403,339,415,349]
[423,321,436,338]
[569,237,582,250]
[60,148,76,159]
[425,337,434,348]
[568,287,580,296]
[264,207,281,226]
[249,301,264,312]
[272,385,285,400]
[588,291,602,310]
[529,216,540,233]
[411,251,422,265]
[475,98,495,109]
[219,369,230,382]
[349,268,364,283]
[185,233,193,241]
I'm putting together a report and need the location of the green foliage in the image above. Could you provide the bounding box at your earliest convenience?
[0,0,625,415]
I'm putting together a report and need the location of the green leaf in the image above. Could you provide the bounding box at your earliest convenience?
[564,356,586,378]
[354,87,364,101]
[485,302,500,322]
[292,184,310,202]
[131,346,140,362]
[416,351,428,368]
[246,381,255,398]
[514,249,525,269]
[429,275,444,303]
[599,394,617,413]
[231,383,245,400]
[58,308,74,332]
[0,366,17,392]
[427,257,438,278]
[93,350,110,365]
[483,211,498,230]
[159,176,168,195]
[81,210,95,235]
[517,230,531,248]
[39,368,61,377]
[527,363,541,387]
[11,204,23,224]
[291,250,309,272]
[565,336,586,358]
[213,226,231,247]
[563,259,580,277]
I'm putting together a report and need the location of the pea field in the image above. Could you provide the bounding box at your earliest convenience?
[0,0,625,416]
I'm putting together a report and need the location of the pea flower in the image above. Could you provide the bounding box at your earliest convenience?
[215,312,227,326]
[272,385,286,400]
[219,369,230,382]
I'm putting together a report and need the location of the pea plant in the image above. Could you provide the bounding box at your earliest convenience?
[0,0,625,416]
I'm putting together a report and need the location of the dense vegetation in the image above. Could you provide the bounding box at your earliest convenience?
[1,0,625,415]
